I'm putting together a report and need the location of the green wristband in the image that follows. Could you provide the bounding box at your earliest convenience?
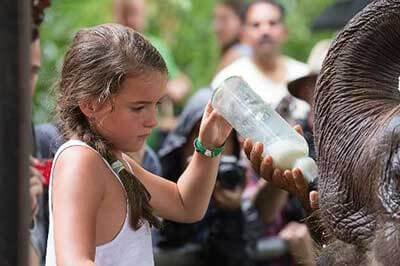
[194,138,224,158]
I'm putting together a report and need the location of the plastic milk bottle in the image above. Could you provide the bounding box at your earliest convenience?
[211,76,317,182]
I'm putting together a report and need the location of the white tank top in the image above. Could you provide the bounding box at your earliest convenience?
[45,140,154,266]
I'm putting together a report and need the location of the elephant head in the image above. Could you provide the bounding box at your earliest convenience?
[314,0,400,264]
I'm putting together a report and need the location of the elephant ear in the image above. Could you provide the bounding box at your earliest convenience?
[313,0,400,251]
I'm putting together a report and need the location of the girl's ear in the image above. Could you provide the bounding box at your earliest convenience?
[79,99,98,118]
[79,98,112,120]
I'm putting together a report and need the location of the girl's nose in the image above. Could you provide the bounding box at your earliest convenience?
[144,107,158,128]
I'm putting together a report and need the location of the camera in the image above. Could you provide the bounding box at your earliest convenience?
[217,156,246,190]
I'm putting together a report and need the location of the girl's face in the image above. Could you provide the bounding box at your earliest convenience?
[93,71,167,152]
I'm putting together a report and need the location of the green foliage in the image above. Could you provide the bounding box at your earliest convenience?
[282,0,335,61]
[34,0,113,123]
[34,0,334,123]
[147,0,220,91]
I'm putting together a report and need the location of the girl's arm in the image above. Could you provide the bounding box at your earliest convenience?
[122,150,220,223]
[120,103,232,223]
[52,146,107,266]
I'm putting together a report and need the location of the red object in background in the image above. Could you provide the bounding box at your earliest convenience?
[34,159,53,186]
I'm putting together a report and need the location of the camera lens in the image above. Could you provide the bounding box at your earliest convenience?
[217,156,246,190]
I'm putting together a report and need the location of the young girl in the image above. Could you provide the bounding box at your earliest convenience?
[45,24,231,266]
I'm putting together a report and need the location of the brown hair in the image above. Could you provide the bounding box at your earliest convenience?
[216,0,246,53]
[218,0,245,18]
[241,0,285,23]
[56,23,166,229]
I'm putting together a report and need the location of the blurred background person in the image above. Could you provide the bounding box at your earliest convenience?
[211,2,318,265]
[29,1,57,266]
[244,39,332,265]
[213,0,252,71]
[29,38,46,266]
[212,0,310,123]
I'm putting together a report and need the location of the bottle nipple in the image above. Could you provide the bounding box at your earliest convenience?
[293,157,318,182]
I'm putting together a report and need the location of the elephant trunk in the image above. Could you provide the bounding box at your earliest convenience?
[314,0,400,252]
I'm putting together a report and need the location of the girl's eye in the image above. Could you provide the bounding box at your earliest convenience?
[130,106,145,112]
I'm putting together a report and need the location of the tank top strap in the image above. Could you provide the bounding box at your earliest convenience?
[45,140,154,266]
[56,139,124,182]
[49,139,127,212]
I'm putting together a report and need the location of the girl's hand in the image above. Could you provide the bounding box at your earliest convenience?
[198,102,232,150]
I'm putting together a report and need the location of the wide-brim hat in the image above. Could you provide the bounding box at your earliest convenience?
[287,39,331,104]
[287,73,318,104]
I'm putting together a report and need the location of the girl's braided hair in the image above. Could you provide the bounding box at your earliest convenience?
[56,23,167,229]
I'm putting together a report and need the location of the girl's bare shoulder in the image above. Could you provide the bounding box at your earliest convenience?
[52,145,110,196]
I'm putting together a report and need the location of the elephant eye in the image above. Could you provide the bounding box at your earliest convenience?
[378,141,400,219]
